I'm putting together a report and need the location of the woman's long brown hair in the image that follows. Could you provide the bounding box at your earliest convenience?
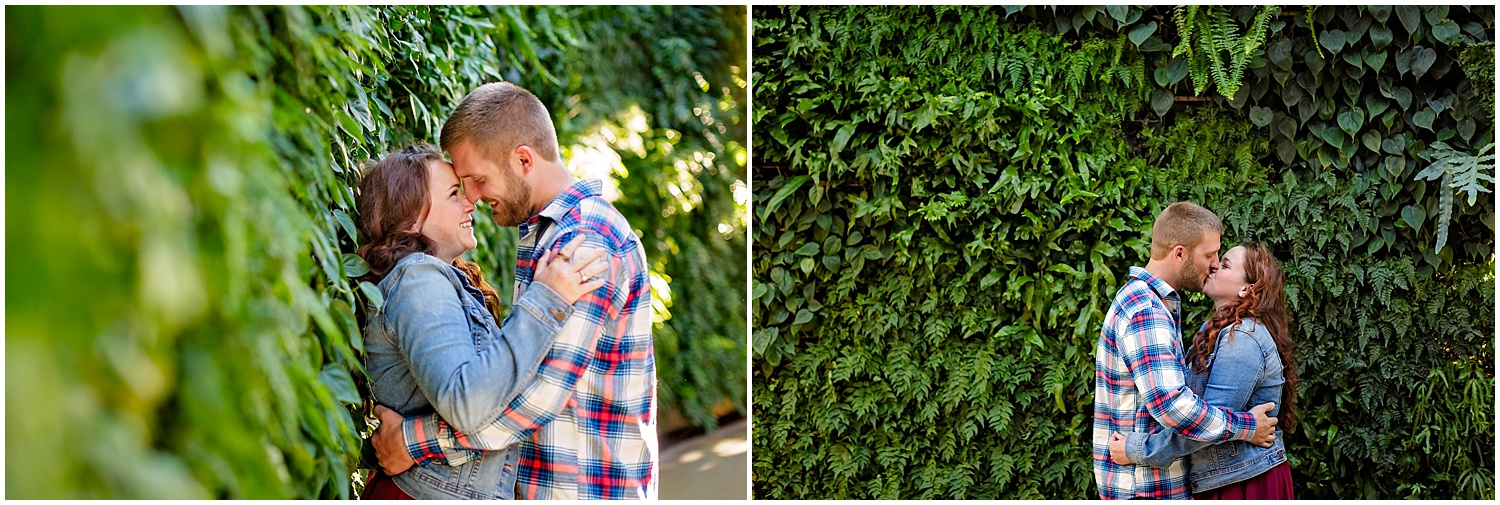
[352,143,502,318]
[1186,241,1298,433]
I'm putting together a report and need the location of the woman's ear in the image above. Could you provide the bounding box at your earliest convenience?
[1238,284,1251,299]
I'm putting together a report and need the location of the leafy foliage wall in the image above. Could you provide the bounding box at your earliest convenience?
[752,5,1493,499]
[6,5,746,499]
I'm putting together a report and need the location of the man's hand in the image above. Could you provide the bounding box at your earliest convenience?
[372,405,416,475]
[1247,402,1278,447]
[1108,432,1133,465]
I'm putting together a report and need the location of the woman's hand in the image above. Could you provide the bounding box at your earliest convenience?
[534,234,608,304]
[1108,432,1134,465]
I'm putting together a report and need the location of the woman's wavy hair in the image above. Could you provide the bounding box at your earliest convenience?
[1187,241,1299,433]
[353,143,502,318]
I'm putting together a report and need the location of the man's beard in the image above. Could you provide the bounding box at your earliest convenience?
[1177,258,1207,293]
[488,164,534,227]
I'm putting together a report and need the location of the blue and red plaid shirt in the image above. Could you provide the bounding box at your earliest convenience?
[1093,266,1260,499]
[400,179,657,499]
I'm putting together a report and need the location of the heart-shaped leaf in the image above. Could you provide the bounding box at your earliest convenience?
[1106,5,1129,22]
[1396,6,1421,35]
[1150,89,1174,117]
[1250,106,1274,127]
[1362,130,1382,153]
[1369,5,1392,23]
[1427,96,1451,115]
[1412,109,1436,130]
[1432,20,1462,45]
[342,253,370,278]
[1338,109,1365,137]
[1342,51,1363,69]
[1320,29,1347,53]
[1422,6,1449,27]
[1458,118,1476,141]
[1269,39,1293,70]
[1395,48,1414,75]
[1129,21,1158,46]
[1384,155,1406,177]
[1390,86,1413,110]
[1320,125,1346,150]
[1282,82,1305,107]
[1365,94,1390,119]
[1400,204,1425,231]
[1153,67,1170,87]
[1305,49,1326,75]
[1363,49,1388,70]
[1166,57,1189,86]
[1411,47,1437,79]
[1277,115,1298,140]
[1382,134,1408,154]
[1369,24,1394,50]
[1276,138,1297,164]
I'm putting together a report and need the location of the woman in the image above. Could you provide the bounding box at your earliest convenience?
[1108,241,1299,499]
[353,144,607,499]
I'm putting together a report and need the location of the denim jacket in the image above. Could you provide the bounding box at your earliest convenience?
[1123,317,1288,494]
[362,253,574,499]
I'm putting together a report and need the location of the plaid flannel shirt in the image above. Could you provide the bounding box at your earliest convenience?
[1092,266,1260,499]
[401,179,658,499]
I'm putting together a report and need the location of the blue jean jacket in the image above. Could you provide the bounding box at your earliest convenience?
[1123,317,1289,494]
[362,253,573,499]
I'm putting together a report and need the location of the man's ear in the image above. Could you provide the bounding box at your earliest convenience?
[1171,244,1186,263]
[514,145,535,175]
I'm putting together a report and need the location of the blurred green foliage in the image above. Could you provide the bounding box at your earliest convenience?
[752,5,1492,499]
[6,5,745,499]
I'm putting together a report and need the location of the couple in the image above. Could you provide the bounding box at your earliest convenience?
[353,82,656,499]
[1093,202,1299,500]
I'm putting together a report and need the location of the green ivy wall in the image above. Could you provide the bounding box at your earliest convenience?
[7,5,746,499]
[752,5,1493,499]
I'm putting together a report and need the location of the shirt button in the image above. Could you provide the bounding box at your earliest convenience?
[550,309,566,322]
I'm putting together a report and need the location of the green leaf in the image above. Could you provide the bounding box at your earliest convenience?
[1400,204,1425,231]
[1128,21,1157,46]
[1396,6,1421,35]
[1431,20,1461,45]
[766,175,810,215]
[792,309,813,326]
[358,281,384,313]
[1362,130,1382,153]
[1337,109,1364,137]
[831,123,856,158]
[342,253,370,278]
[1368,24,1394,50]
[1150,89,1174,117]
[1320,29,1346,53]
[1411,47,1437,79]
[1106,5,1128,22]
[1250,106,1274,127]
[1413,109,1436,130]
[794,242,821,256]
[317,365,361,405]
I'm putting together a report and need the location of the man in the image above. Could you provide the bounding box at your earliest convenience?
[1092,202,1277,500]
[371,82,657,499]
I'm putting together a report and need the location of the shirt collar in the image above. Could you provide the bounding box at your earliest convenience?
[519,179,602,236]
[1129,265,1181,304]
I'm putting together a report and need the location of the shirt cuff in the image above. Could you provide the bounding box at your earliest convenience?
[1123,431,1150,465]
[514,281,575,330]
[1229,410,1257,442]
[402,414,449,466]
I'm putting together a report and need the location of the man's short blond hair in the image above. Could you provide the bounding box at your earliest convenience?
[440,82,560,164]
[1149,202,1223,260]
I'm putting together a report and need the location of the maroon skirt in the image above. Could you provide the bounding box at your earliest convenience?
[361,472,416,500]
[1193,461,1293,500]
